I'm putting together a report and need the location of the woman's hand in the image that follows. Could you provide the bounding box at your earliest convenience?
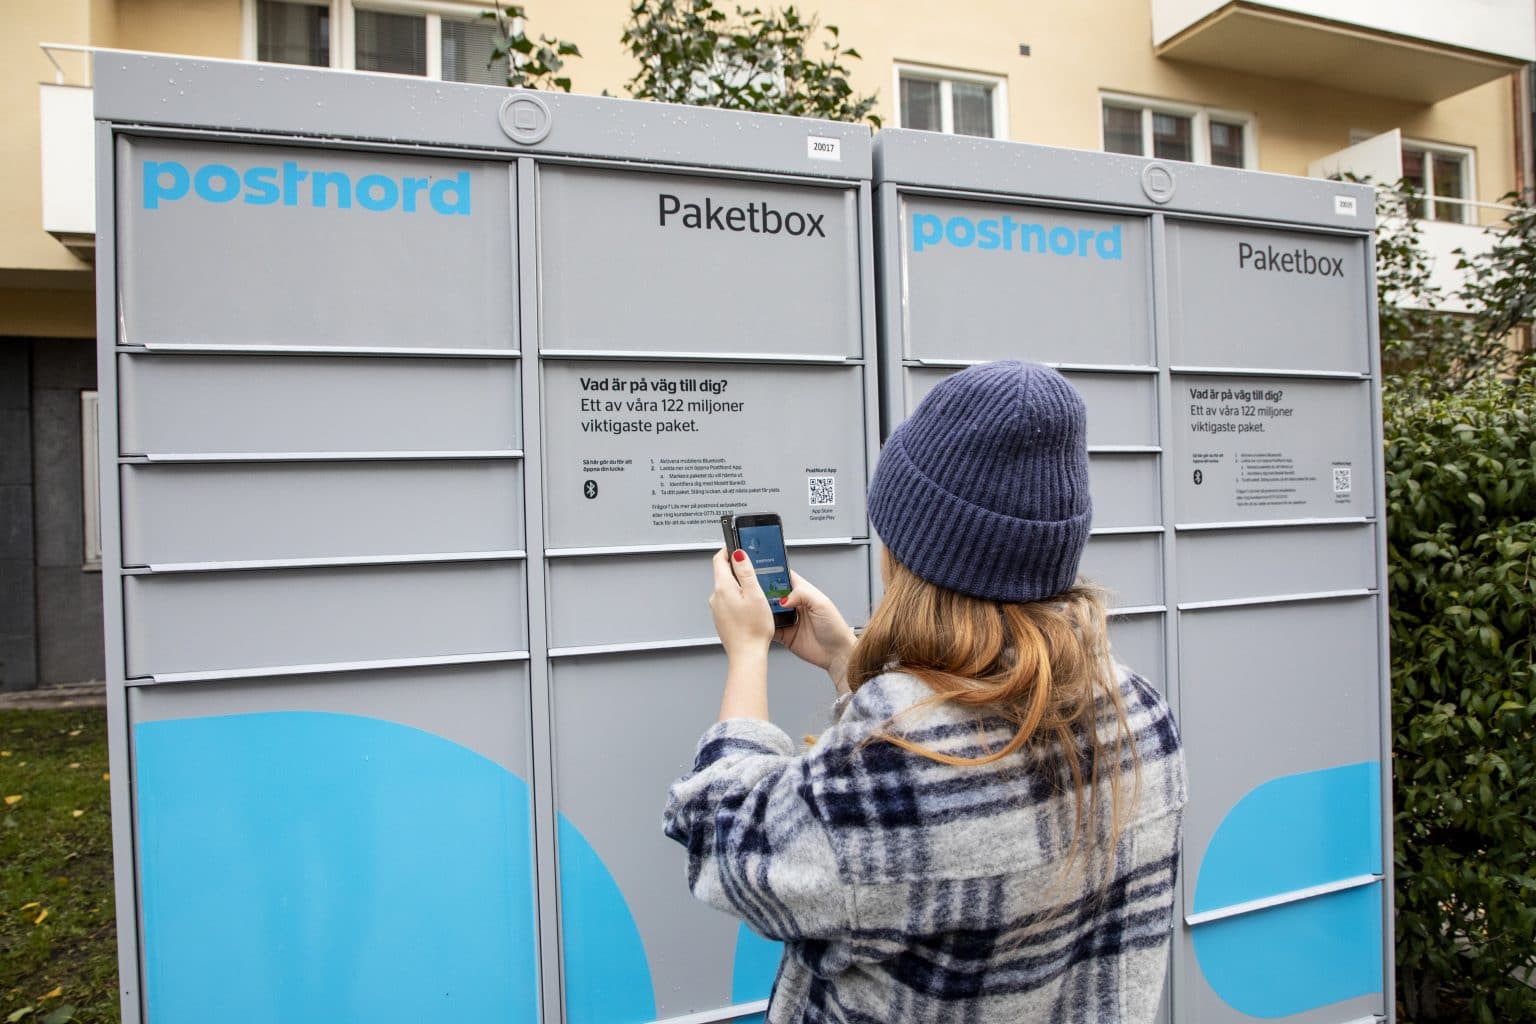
[710,547,776,659]
[711,547,774,721]
[777,570,858,693]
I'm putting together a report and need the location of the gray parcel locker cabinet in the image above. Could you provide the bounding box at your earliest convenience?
[94,54,879,1024]
[873,130,1391,1024]
[529,121,877,1024]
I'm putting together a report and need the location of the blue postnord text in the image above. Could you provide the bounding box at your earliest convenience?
[911,212,1122,260]
[142,159,472,215]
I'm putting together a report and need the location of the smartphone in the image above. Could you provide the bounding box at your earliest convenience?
[720,512,798,628]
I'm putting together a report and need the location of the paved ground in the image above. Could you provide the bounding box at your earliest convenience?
[0,681,106,710]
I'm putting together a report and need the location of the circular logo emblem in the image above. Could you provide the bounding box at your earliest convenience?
[583,479,599,500]
[1193,469,1204,485]
[1141,163,1177,204]
[498,93,553,146]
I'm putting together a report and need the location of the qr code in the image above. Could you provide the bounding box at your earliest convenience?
[808,475,836,508]
[1332,467,1352,495]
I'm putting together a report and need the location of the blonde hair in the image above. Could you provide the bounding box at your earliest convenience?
[845,556,1139,886]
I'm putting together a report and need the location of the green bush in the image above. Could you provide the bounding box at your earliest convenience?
[1385,372,1536,1022]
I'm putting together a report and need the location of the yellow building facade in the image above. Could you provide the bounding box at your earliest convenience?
[2,0,1533,688]
[7,0,1534,337]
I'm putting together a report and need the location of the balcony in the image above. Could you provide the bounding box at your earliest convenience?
[1308,128,1514,314]
[1152,1,1536,104]
[40,45,95,261]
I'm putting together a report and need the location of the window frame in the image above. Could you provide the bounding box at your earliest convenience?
[1099,92,1257,169]
[1400,137,1477,225]
[893,63,1009,140]
[244,0,503,83]
[81,390,101,572]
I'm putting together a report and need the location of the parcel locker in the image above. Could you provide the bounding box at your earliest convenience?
[96,55,878,1024]
[874,128,1389,1023]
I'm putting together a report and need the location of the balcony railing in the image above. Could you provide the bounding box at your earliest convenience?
[42,41,95,87]
[1380,194,1519,314]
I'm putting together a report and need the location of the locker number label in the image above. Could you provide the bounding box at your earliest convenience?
[807,136,842,162]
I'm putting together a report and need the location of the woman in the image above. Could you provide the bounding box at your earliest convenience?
[663,361,1186,1023]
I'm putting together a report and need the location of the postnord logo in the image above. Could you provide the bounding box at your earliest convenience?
[142,159,472,215]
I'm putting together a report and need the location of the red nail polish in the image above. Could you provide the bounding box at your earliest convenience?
[733,549,747,562]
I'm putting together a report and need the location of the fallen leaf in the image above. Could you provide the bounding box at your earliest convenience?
[39,988,61,1001]
[41,1006,75,1024]
[71,810,84,818]
[66,763,79,769]
[33,908,48,925]
[101,773,109,782]
[4,795,22,806]
[6,1005,35,1022]
[20,901,40,911]
[0,750,10,757]
[67,730,80,737]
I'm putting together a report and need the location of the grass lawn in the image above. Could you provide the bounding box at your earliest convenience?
[0,709,120,1024]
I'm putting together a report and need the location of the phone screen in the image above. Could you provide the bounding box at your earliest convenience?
[735,522,792,608]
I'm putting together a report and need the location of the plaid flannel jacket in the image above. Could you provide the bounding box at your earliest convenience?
[663,667,1186,1024]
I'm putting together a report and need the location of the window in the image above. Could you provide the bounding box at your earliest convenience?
[1209,120,1246,169]
[440,17,507,86]
[1101,96,1253,169]
[81,391,100,570]
[257,0,329,67]
[896,67,1007,139]
[1401,141,1473,224]
[251,2,508,85]
[354,8,426,76]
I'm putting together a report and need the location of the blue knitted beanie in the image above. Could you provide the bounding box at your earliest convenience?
[868,361,1092,603]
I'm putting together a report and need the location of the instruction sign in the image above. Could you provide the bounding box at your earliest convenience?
[542,361,867,547]
[1172,376,1373,523]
